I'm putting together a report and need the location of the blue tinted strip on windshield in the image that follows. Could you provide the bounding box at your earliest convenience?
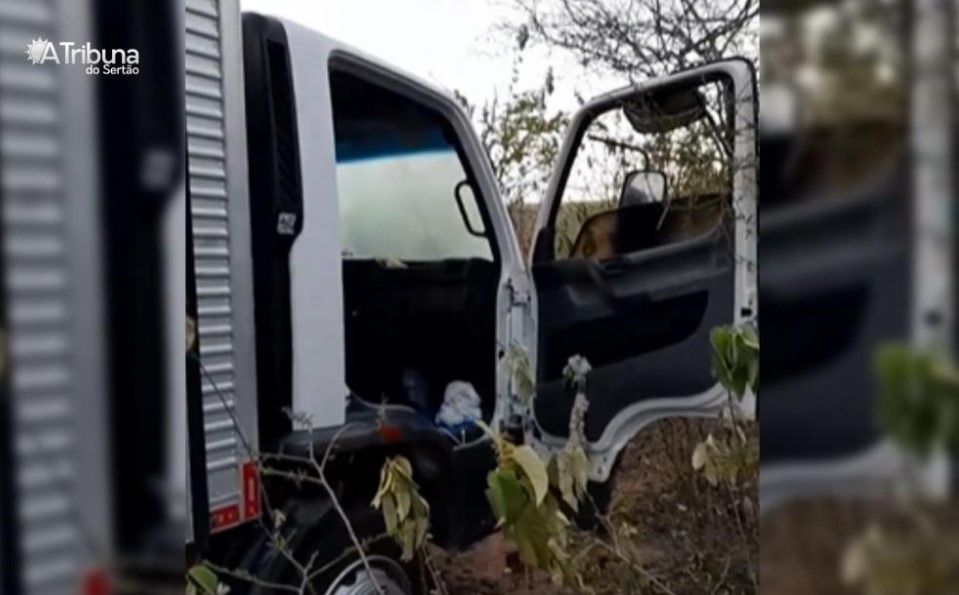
[334,126,450,163]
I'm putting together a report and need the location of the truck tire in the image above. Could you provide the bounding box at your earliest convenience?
[245,499,425,595]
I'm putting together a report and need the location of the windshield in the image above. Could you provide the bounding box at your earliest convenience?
[330,69,493,262]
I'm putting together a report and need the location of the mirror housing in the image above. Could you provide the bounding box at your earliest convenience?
[620,170,667,207]
[624,87,707,133]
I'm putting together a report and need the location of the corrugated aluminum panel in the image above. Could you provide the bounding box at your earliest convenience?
[1,0,84,592]
[185,0,259,532]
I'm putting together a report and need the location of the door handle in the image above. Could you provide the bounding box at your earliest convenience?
[597,258,630,276]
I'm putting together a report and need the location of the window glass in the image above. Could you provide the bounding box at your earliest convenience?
[553,79,733,261]
[330,70,493,262]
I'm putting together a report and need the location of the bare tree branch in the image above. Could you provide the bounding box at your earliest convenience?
[504,0,757,80]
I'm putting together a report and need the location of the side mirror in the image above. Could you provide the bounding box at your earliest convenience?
[620,170,667,207]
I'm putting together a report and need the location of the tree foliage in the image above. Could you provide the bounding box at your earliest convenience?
[459,0,758,257]
[503,0,758,80]
[456,50,568,210]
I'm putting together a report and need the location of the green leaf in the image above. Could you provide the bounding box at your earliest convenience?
[710,324,760,399]
[481,426,581,584]
[381,493,398,534]
[395,481,411,520]
[512,501,554,567]
[394,456,413,478]
[550,447,589,511]
[740,323,759,349]
[691,430,758,488]
[509,445,549,505]
[187,565,219,595]
[413,504,429,545]
[570,448,589,495]
[400,522,415,561]
[486,468,528,523]
[372,456,430,558]
[549,453,574,511]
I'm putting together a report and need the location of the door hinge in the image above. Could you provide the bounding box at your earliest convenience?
[507,279,531,307]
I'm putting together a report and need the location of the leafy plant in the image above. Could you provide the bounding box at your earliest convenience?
[875,344,959,457]
[549,431,589,512]
[550,356,592,511]
[710,323,759,400]
[481,421,577,582]
[187,564,226,595]
[690,323,760,590]
[691,427,759,487]
[481,354,597,586]
[692,323,760,486]
[372,456,430,561]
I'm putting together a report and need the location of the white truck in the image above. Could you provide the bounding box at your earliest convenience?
[4,0,954,594]
[182,1,757,592]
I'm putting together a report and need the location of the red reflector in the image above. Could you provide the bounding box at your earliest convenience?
[210,504,241,531]
[80,569,110,595]
[378,424,403,443]
[242,461,260,520]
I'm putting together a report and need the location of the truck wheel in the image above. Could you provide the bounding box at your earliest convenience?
[246,501,425,595]
[321,554,411,595]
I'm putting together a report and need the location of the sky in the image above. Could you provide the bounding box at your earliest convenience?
[239,0,610,112]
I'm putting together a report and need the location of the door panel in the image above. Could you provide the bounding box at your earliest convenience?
[760,158,910,463]
[534,220,733,439]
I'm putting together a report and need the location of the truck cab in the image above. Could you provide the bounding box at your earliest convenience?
[186,3,757,590]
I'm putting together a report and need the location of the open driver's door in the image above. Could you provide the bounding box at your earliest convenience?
[529,60,757,479]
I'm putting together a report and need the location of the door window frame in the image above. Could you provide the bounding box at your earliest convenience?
[328,58,503,265]
[528,59,759,479]
[325,51,531,435]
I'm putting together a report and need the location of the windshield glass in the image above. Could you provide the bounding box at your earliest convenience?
[330,70,493,262]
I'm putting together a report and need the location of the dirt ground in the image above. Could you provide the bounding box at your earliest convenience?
[436,418,759,594]
[760,496,959,595]
[759,499,871,595]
